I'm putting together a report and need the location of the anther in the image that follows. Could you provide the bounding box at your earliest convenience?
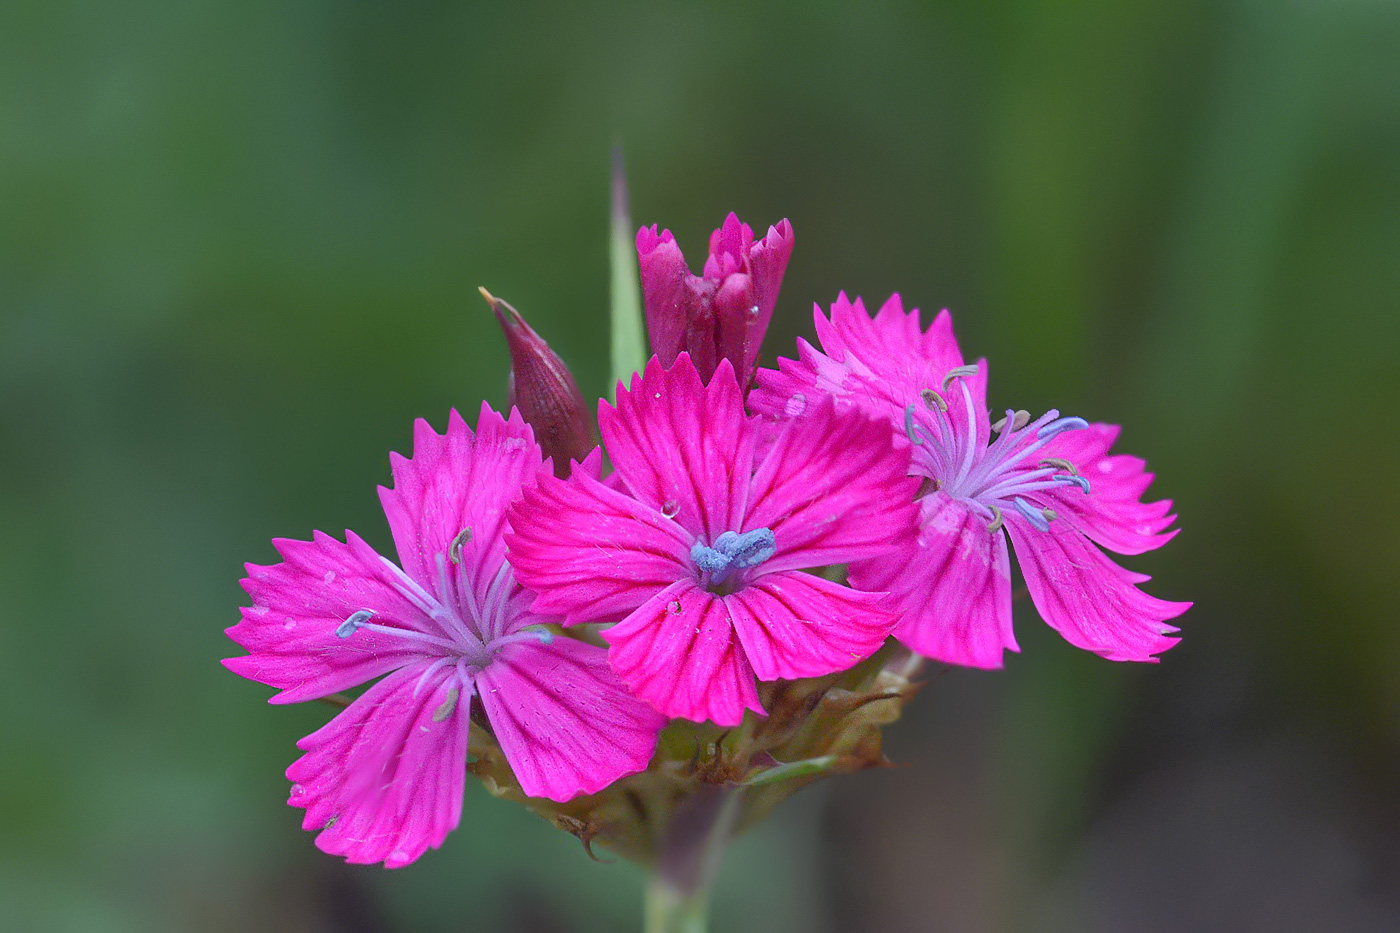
[1039,457,1079,476]
[904,405,924,445]
[433,688,459,722]
[1013,497,1050,532]
[714,529,777,569]
[691,527,777,585]
[1057,474,1091,494]
[1037,416,1089,439]
[449,527,472,564]
[336,609,374,638]
[992,410,1031,433]
[941,364,979,392]
[916,476,941,499]
[920,388,947,412]
[1042,508,1057,522]
[986,504,1004,533]
[691,544,730,576]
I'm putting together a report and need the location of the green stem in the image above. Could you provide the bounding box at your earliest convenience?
[643,786,741,933]
[644,875,710,933]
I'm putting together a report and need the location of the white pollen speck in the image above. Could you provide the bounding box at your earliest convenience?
[323,571,336,584]
[284,618,297,630]
[1097,460,1114,474]
[785,393,807,417]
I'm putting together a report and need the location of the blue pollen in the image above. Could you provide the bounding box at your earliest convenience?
[1037,416,1089,439]
[1058,474,1092,494]
[904,405,924,446]
[1013,497,1051,532]
[690,528,777,585]
[336,609,374,638]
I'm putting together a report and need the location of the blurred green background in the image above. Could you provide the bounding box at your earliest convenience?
[3,1,1398,930]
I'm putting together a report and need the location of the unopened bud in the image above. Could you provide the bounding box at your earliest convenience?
[480,288,595,476]
[636,213,793,385]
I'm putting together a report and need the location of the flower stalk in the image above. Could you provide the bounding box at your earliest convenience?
[644,785,742,933]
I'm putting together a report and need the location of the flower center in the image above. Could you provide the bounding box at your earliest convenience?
[903,368,1092,533]
[691,527,776,594]
[333,536,551,668]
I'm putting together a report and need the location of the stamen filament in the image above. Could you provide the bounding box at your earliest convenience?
[1013,497,1051,532]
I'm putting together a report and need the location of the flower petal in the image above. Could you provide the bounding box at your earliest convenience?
[1005,514,1189,662]
[740,219,794,375]
[286,661,470,868]
[745,396,920,573]
[637,225,695,369]
[599,354,756,540]
[474,636,665,801]
[850,496,1017,669]
[226,531,432,703]
[727,571,896,681]
[378,404,545,602]
[703,214,794,378]
[602,581,764,726]
[507,467,692,625]
[753,295,989,449]
[1035,422,1178,556]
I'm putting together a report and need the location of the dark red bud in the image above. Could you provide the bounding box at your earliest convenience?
[480,287,596,476]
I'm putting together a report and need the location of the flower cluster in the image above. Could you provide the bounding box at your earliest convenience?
[226,211,1188,868]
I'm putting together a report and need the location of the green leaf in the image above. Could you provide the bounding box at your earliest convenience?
[741,755,842,789]
[609,145,647,401]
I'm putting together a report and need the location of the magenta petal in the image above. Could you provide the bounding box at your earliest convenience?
[507,466,692,624]
[378,404,545,597]
[851,496,1017,669]
[475,637,664,801]
[741,219,794,374]
[746,396,920,573]
[753,294,985,430]
[727,571,895,681]
[286,662,469,868]
[1005,514,1189,662]
[599,354,756,539]
[227,531,431,703]
[711,271,757,382]
[602,581,764,726]
[1036,423,1178,556]
[636,225,693,368]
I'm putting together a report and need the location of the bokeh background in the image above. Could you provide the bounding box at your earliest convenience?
[3,1,1398,930]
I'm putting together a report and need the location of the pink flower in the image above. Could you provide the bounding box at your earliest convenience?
[636,213,794,384]
[224,405,664,867]
[507,354,919,726]
[751,294,1190,669]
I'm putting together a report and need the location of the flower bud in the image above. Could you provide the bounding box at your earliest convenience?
[480,287,595,475]
[636,213,793,384]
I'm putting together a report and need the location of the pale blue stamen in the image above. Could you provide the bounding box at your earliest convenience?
[336,615,462,652]
[336,609,374,638]
[1013,497,1050,532]
[691,527,776,585]
[1037,416,1089,439]
[904,405,923,446]
[1058,474,1091,494]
